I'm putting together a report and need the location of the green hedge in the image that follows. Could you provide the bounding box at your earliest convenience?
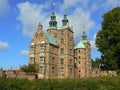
[0,76,120,90]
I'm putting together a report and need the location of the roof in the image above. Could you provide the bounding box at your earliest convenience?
[81,39,89,43]
[75,39,89,49]
[59,25,73,32]
[75,41,85,49]
[45,33,57,46]
[48,27,57,30]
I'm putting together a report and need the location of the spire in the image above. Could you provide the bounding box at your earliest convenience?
[38,22,42,30]
[62,6,69,26]
[49,3,57,29]
[82,31,87,40]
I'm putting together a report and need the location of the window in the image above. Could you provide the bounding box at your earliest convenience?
[70,59,72,64]
[60,67,64,75]
[52,58,54,63]
[40,57,45,63]
[31,46,35,52]
[40,44,45,52]
[39,66,44,74]
[61,48,64,54]
[79,50,80,53]
[70,49,72,54]
[61,39,64,44]
[30,57,35,64]
[61,31,64,35]
[61,59,64,65]
[79,61,80,64]
[52,67,55,74]
[69,37,72,41]
[52,46,54,52]
[70,68,72,74]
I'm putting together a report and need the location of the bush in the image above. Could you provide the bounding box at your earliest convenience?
[0,76,120,90]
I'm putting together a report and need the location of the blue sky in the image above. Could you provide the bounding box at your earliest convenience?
[0,0,120,69]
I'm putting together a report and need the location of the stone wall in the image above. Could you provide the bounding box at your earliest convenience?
[0,70,36,80]
[92,68,117,77]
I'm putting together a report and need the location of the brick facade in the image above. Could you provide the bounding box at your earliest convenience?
[28,10,91,79]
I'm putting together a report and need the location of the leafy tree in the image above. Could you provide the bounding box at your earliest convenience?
[20,64,39,74]
[95,7,120,70]
[92,58,101,69]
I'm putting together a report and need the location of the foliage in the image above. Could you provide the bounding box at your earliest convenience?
[0,76,120,90]
[95,7,120,70]
[20,63,39,74]
[92,57,101,69]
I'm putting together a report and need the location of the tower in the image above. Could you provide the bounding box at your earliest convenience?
[75,31,91,78]
[57,12,74,78]
[47,3,57,37]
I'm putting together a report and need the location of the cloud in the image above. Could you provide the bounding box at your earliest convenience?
[90,33,97,50]
[17,1,95,46]
[21,50,29,56]
[0,0,10,16]
[69,8,95,40]
[63,0,81,8]
[0,41,9,51]
[106,0,120,9]
[17,1,49,38]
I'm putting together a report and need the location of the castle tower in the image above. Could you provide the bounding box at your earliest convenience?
[57,12,75,78]
[75,31,91,78]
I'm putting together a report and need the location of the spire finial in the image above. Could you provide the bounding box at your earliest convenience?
[82,30,87,40]
[52,3,55,12]
[64,5,67,15]
[38,22,42,30]
[48,3,57,29]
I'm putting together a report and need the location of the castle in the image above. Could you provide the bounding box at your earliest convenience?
[28,8,92,79]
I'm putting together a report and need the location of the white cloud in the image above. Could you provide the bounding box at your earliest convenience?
[69,8,95,39]
[96,0,120,11]
[21,50,29,56]
[17,1,95,42]
[90,40,96,50]
[62,0,89,9]
[0,0,10,16]
[63,0,81,8]
[17,1,49,38]
[0,41,9,51]
[90,33,97,50]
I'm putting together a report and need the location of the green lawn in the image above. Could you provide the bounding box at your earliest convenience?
[0,76,120,90]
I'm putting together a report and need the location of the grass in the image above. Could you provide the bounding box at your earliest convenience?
[0,76,120,90]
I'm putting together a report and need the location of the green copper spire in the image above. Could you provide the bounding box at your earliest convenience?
[49,3,57,29]
[62,5,69,26]
[62,14,68,26]
[82,31,87,40]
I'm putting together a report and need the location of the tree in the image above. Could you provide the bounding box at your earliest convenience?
[95,7,120,70]
[20,64,39,74]
[92,58,101,69]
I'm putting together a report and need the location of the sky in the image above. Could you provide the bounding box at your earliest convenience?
[0,0,120,70]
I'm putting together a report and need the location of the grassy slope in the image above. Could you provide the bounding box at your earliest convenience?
[0,76,120,90]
